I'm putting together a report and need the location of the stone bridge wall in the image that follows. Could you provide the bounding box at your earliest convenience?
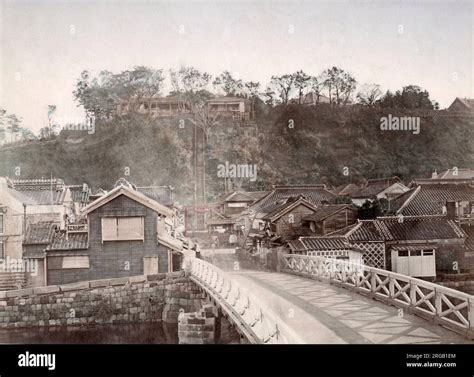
[0,271,205,329]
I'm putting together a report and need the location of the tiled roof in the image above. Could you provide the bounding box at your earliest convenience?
[437,168,474,180]
[333,183,360,196]
[68,185,90,204]
[261,197,318,221]
[379,216,466,240]
[302,204,357,223]
[136,186,173,206]
[351,177,404,199]
[456,98,474,109]
[7,178,67,205]
[327,216,466,242]
[24,222,57,245]
[461,225,474,251]
[288,236,355,252]
[19,190,67,205]
[251,185,337,213]
[395,183,474,216]
[48,232,88,250]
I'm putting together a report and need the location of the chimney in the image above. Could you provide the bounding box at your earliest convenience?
[431,170,438,179]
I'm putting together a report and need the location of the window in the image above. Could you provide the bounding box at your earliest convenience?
[398,250,409,257]
[410,250,422,257]
[0,214,3,234]
[102,217,144,241]
[0,242,4,259]
[423,250,434,256]
[62,256,90,269]
[48,256,89,269]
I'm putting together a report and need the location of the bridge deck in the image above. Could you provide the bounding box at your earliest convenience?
[205,250,472,344]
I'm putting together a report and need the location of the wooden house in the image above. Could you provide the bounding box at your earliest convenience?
[301,204,358,235]
[328,216,467,278]
[23,181,183,286]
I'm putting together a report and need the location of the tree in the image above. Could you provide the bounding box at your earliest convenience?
[6,114,21,139]
[47,105,56,131]
[320,67,357,105]
[170,66,212,111]
[309,75,325,104]
[292,70,311,104]
[263,85,277,106]
[212,71,243,96]
[356,84,383,107]
[269,74,295,104]
[39,127,52,140]
[377,85,438,110]
[0,109,7,141]
[244,81,261,99]
[73,70,118,119]
[19,127,37,141]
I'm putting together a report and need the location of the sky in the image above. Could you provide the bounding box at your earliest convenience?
[0,0,472,133]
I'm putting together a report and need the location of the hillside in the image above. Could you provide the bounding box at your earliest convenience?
[0,105,473,204]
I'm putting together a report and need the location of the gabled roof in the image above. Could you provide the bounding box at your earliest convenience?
[261,197,319,222]
[250,184,338,213]
[24,222,58,245]
[224,191,258,202]
[393,182,474,216]
[82,185,174,217]
[302,204,357,223]
[351,177,406,199]
[449,97,474,110]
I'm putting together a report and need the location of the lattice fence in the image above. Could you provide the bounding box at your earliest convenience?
[353,242,385,269]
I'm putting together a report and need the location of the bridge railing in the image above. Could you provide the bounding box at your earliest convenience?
[279,253,474,339]
[183,255,304,344]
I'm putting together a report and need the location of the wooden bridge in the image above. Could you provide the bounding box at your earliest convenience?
[183,250,474,344]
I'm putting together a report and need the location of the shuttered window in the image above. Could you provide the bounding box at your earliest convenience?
[62,256,90,269]
[117,217,144,240]
[102,218,118,241]
[102,217,144,241]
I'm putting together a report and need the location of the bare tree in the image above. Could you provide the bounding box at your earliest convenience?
[356,83,383,107]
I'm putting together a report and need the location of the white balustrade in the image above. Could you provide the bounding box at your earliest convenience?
[183,255,303,344]
[279,253,474,339]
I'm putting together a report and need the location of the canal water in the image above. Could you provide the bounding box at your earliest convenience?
[0,322,178,344]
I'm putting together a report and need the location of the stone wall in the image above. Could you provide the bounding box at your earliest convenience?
[178,303,244,344]
[0,271,205,329]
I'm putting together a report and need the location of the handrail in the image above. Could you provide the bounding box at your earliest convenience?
[183,254,304,344]
[279,253,474,339]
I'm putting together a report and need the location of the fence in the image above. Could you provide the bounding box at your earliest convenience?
[279,253,474,339]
